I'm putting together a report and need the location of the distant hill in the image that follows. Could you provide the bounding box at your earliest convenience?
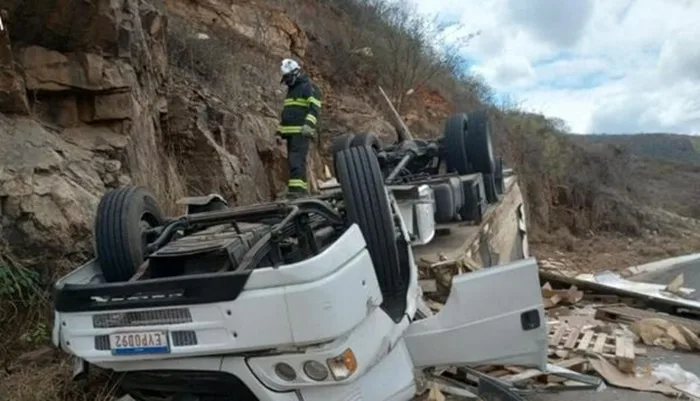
[569,132,700,221]
[573,133,700,166]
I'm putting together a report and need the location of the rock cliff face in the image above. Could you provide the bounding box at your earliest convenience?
[1,0,170,263]
[0,0,408,268]
[0,0,300,265]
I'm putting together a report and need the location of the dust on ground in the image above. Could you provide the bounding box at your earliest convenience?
[531,233,700,275]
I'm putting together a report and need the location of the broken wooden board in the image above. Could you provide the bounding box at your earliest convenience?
[595,305,700,335]
[548,324,643,373]
[628,317,700,352]
[542,282,583,308]
[419,279,438,293]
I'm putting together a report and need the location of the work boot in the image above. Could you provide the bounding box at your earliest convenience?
[275,189,307,201]
[285,189,307,200]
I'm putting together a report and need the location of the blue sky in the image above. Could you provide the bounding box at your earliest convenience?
[414,0,700,134]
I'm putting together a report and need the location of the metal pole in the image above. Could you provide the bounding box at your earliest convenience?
[385,153,414,183]
[379,86,414,142]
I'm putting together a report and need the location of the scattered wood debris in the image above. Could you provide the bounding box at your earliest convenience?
[595,304,700,334]
[417,255,481,303]
[629,317,700,352]
[416,253,700,398]
[541,282,583,309]
[589,357,680,397]
[665,273,685,296]
[548,323,643,373]
[540,269,700,315]
[423,383,445,401]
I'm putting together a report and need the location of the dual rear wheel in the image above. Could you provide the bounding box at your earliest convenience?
[443,110,499,203]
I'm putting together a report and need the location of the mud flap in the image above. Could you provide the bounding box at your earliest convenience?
[72,356,88,380]
[404,258,548,369]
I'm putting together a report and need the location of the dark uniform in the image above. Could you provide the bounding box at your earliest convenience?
[277,74,322,194]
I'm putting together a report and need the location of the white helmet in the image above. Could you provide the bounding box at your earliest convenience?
[281,58,300,75]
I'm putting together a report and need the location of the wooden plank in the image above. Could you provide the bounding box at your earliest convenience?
[615,336,636,373]
[577,331,595,351]
[500,369,544,383]
[595,305,700,334]
[419,279,438,293]
[550,325,568,346]
[617,337,636,360]
[592,333,607,354]
[554,349,570,359]
[556,357,588,370]
[564,328,581,349]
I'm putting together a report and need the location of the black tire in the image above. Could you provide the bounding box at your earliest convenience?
[484,173,498,204]
[331,133,356,178]
[335,146,404,300]
[433,183,455,223]
[331,133,355,156]
[94,186,165,282]
[459,181,484,224]
[350,133,382,151]
[443,114,471,174]
[465,110,496,174]
[494,157,504,195]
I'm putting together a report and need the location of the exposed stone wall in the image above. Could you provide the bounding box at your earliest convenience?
[0,0,407,268]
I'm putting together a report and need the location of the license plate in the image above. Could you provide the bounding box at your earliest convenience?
[110,331,170,355]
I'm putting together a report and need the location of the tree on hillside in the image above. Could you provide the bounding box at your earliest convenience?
[375,1,479,112]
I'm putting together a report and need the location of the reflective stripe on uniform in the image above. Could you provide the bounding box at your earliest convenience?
[288,179,307,189]
[284,99,309,107]
[308,97,322,107]
[305,114,317,124]
[278,125,303,134]
[284,97,322,108]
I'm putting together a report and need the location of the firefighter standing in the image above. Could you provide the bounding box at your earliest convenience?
[276,58,322,198]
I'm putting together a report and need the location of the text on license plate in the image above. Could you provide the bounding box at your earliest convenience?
[109,331,170,355]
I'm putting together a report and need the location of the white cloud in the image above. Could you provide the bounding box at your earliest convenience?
[504,0,595,48]
[472,54,534,88]
[415,0,700,134]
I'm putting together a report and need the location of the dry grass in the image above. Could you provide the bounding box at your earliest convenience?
[0,243,51,364]
[495,110,650,239]
[164,11,278,105]
[1,356,119,401]
[0,244,116,401]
